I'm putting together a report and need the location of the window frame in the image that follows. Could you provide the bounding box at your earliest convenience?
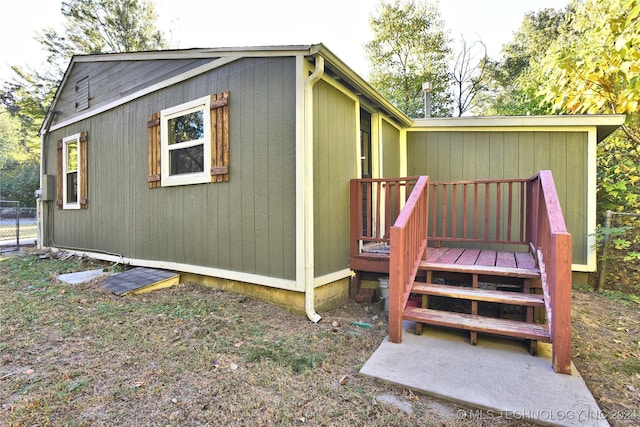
[160,96,212,187]
[62,133,82,210]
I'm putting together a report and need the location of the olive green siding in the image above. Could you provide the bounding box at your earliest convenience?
[313,80,358,277]
[45,57,297,280]
[406,131,588,265]
[381,119,401,178]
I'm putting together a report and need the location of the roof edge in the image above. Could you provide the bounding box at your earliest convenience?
[309,44,414,127]
[70,45,315,62]
[411,114,626,142]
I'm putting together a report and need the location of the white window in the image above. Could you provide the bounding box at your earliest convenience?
[62,133,82,209]
[160,96,212,186]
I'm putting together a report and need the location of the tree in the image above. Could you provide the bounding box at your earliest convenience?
[1,108,39,207]
[541,0,640,143]
[476,8,567,116]
[37,0,168,77]
[365,0,453,118]
[1,0,168,140]
[540,0,640,214]
[0,0,168,205]
[450,37,488,116]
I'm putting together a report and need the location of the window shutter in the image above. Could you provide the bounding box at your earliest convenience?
[79,131,89,209]
[147,112,161,188]
[56,139,63,209]
[210,91,230,182]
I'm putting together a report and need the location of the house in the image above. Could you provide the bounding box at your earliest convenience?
[38,44,624,373]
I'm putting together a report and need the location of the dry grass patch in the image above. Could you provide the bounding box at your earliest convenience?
[1,253,481,426]
[4,253,638,426]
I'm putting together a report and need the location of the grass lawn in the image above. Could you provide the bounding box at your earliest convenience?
[1,253,638,426]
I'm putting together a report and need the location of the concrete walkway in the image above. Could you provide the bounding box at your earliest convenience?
[360,322,610,427]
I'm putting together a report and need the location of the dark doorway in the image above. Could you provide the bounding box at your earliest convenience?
[360,110,372,179]
[360,109,372,236]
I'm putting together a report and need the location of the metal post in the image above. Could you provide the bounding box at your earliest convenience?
[597,209,612,292]
[16,202,20,251]
[422,82,432,118]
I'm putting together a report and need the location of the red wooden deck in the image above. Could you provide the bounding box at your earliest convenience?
[349,172,573,374]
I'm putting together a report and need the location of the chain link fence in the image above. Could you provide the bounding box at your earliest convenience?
[0,201,37,252]
[598,210,640,294]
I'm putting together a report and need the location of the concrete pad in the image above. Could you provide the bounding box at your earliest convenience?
[360,322,610,427]
[57,268,109,285]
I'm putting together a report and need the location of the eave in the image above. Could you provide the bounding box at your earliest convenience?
[411,115,626,143]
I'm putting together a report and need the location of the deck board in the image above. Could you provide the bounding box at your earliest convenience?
[455,248,481,265]
[496,251,517,268]
[425,247,449,262]
[354,246,539,278]
[435,247,465,264]
[404,307,551,341]
[515,252,537,269]
[475,250,497,266]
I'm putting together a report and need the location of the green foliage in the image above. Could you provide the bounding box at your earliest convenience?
[0,159,40,207]
[1,108,40,207]
[530,0,640,220]
[601,289,640,305]
[37,0,168,76]
[0,0,168,206]
[541,0,640,120]
[2,0,168,133]
[595,215,640,294]
[476,8,566,116]
[597,124,640,213]
[365,0,453,117]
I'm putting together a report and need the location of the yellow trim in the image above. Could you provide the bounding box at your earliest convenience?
[585,128,598,272]
[127,274,180,295]
[314,268,353,288]
[371,113,381,179]
[399,128,408,178]
[408,126,596,133]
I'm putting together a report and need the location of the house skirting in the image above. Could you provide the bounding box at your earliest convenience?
[182,273,349,315]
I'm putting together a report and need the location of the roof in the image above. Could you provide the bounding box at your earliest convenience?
[41,44,626,140]
[40,44,413,135]
[412,115,626,142]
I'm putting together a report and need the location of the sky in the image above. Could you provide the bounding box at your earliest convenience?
[0,0,570,84]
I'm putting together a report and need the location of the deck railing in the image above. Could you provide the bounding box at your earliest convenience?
[349,177,420,272]
[526,171,572,374]
[428,178,529,246]
[388,176,430,343]
[349,172,572,373]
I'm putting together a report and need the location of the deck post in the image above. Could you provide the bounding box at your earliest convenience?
[389,226,405,343]
[551,232,572,374]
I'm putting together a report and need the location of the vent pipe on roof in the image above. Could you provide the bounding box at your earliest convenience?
[422,81,432,118]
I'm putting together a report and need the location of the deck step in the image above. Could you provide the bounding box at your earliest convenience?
[403,307,551,342]
[411,283,545,307]
[419,261,540,279]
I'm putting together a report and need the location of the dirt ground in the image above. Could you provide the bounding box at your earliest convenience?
[1,252,639,426]
[571,290,640,426]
